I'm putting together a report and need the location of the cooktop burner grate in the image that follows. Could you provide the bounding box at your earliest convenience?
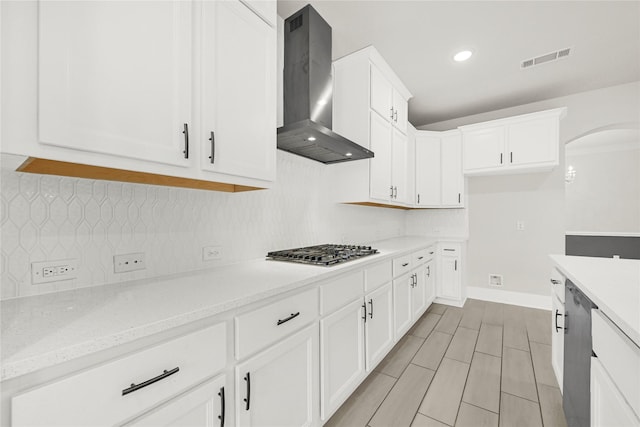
[266,244,378,266]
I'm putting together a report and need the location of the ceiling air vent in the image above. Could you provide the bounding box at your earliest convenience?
[521,47,571,69]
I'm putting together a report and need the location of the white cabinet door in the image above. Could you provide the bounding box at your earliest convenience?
[462,126,504,172]
[439,255,461,301]
[364,283,394,371]
[441,132,463,207]
[591,358,640,427]
[424,259,436,306]
[392,89,408,134]
[415,134,441,206]
[38,1,192,167]
[391,129,408,204]
[320,299,366,421]
[127,376,226,427]
[236,324,318,427]
[393,273,413,341]
[370,65,393,122]
[412,266,428,321]
[201,0,276,181]
[552,293,564,393]
[370,112,393,201]
[507,116,557,167]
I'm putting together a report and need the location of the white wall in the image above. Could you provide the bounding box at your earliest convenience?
[566,144,640,233]
[415,81,640,297]
[0,151,406,300]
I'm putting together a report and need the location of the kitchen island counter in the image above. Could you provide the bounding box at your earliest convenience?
[549,254,640,346]
[1,236,437,381]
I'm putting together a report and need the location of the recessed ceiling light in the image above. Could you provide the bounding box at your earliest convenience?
[345,152,353,157]
[454,50,473,62]
[307,136,316,141]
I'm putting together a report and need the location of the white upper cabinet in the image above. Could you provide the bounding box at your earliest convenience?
[1,0,277,190]
[330,46,413,208]
[460,108,566,175]
[37,1,193,168]
[200,0,276,182]
[414,130,464,208]
[239,0,277,26]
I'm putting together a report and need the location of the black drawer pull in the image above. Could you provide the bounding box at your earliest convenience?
[218,386,225,427]
[122,367,179,396]
[402,262,409,267]
[443,248,455,251]
[244,372,251,411]
[277,312,300,326]
[209,131,215,164]
[555,309,564,333]
[418,256,424,260]
[550,279,561,285]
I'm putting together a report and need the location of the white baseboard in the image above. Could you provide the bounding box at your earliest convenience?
[433,297,466,308]
[466,286,551,310]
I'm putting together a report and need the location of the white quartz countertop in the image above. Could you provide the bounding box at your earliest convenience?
[549,255,640,346]
[1,236,436,381]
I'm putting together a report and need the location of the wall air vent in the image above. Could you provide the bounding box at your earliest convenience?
[521,47,571,69]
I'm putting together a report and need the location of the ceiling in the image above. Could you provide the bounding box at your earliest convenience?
[277,1,640,127]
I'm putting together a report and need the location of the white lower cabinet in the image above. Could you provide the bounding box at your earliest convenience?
[591,357,640,426]
[411,264,428,320]
[551,285,565,393]
[436,243,463,304]
[320,299,366,421]
[393,272,414,341]
[364,283,394,371]
[235,324,319,427]
[127,375,227,427]
[424,258,436,307]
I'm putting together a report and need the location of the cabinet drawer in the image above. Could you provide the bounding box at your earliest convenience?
[365,260,392,292]
[412,249,430,265]
[235,288,318,360]
[321,271,364,315]
[592,310,640,418]
[12,323,227,427]
[440,244,460,256]
[392,255,412,277]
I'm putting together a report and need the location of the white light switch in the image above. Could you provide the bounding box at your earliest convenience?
[516,221,525,231]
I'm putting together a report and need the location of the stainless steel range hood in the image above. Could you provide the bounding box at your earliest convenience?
[277,5,374,164]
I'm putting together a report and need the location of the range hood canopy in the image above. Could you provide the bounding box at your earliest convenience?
[277,5,374,164]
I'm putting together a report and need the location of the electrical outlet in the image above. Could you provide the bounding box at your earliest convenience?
[516,220,525,231]
[114,252,146,273]
[489,274,503,287]
[203,246,223,261]
[32,259,78,284]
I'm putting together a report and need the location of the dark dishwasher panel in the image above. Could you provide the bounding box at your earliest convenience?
[563,280,597,427]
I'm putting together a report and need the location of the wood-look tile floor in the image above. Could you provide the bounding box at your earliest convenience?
[325,299,568,427]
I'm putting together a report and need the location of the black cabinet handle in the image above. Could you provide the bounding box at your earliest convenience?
[555,310,563,333]
[418,256,424,260]
[362,303,367,322]
[550,279,561,285]
[277,312,300,326]
[510,152,513,163]
[454,260,457,271]
[209,131,215,164]
[394,110,398,122]
[417,194,420,204]
[390,186,394,198]
[243,372,251,411]
[122,367,179,396]
[218,387,225,427]
[500,153,503,164]
[368,299,373,319]
[427,265,430,277]
[402,262,409,267]
[182,123,189,159]
[390,107,394,120]
[458,193,461,203]
[429,251,434,255]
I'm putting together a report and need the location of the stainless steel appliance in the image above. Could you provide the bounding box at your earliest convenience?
[266,244,378,266]
[563,280,597,427]
[277,5,374,164]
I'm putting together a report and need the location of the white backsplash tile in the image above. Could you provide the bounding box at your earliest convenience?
[405,207,468,239]
[0,152,407,300]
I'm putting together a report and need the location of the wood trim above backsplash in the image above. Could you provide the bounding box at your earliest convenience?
[16,158,265,193]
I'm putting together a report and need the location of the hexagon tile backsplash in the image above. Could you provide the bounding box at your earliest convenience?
[0,152,409,300]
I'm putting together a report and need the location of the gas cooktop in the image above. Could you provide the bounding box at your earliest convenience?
[266,244,378,266]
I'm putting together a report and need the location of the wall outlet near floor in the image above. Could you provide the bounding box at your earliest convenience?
[489,274,503,287]
[32,259,78,284]
[202,246,223,261]
[114,252,145,273]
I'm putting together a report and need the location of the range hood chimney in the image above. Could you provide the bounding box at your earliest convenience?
[277,5,374,164]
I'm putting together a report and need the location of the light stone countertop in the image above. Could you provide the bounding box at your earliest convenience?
[549,254,640,346]
[1,236,437,381]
